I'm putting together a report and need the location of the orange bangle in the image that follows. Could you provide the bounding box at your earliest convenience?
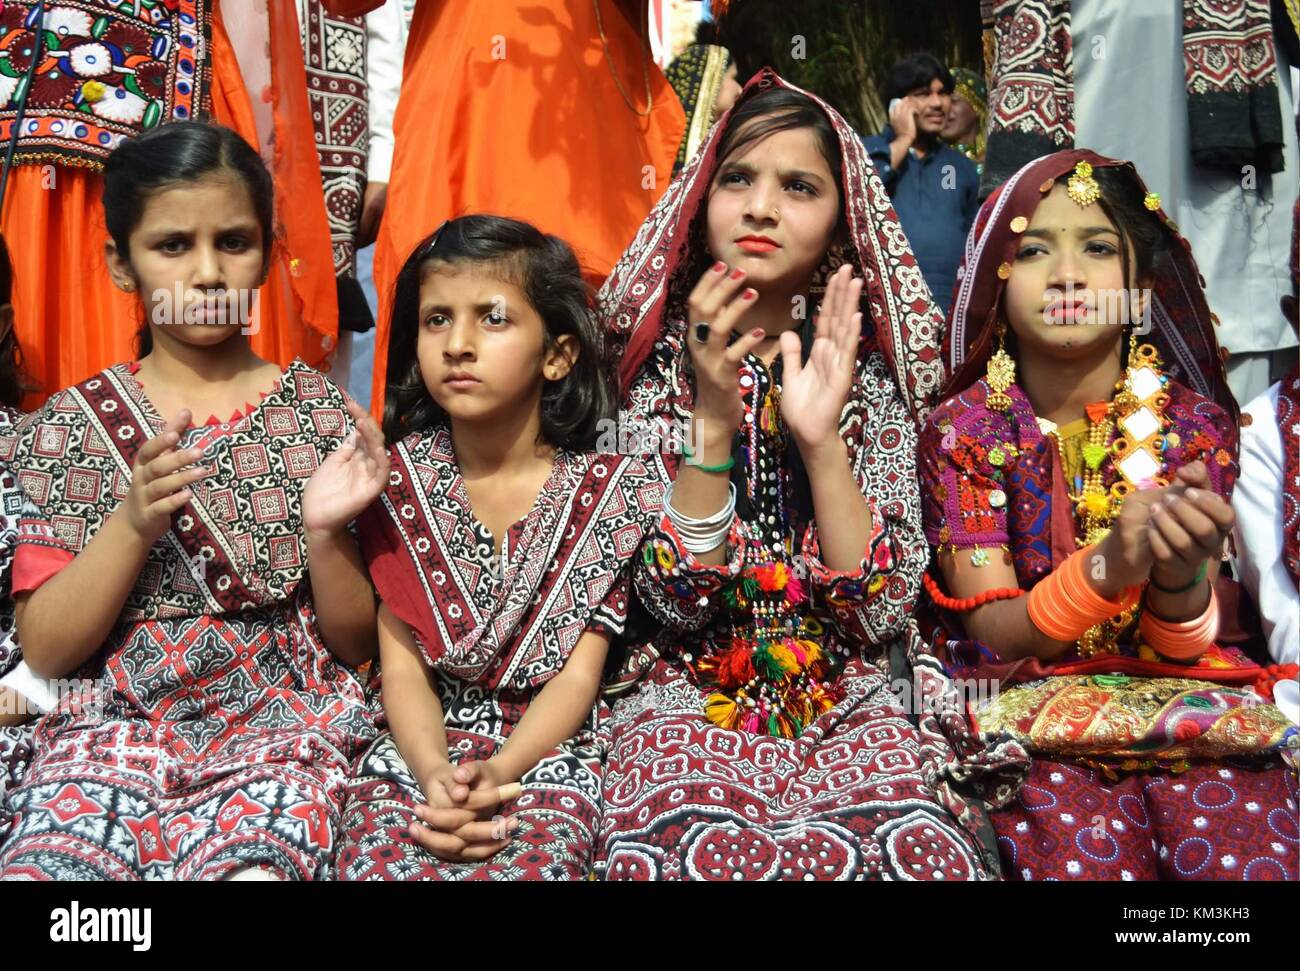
[1027,546,1142,643]
[1139,588,1218,661]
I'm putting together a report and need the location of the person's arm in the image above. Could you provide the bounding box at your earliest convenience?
[1144,462,1234,625]
[0,661,58,726]
[377,602,450,792]
[365,0,405,185]
[302,400,389,666]
[782,266,872,570]
[802,358,921,647]
[16,412,208,678]
[487,631,609,784]
[1232,407,1299,664]
[358,0,407,247]
[962,160,980,234]
[304,527,378,666]
[886,98,919,175]
[669,260,767,566]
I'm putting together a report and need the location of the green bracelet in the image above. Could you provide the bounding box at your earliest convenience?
[681,444,735,474]
[1149,560,1208,595]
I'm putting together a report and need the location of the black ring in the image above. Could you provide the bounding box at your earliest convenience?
[693,322,711,344]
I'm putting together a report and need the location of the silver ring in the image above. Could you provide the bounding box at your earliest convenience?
[693,322,711,344]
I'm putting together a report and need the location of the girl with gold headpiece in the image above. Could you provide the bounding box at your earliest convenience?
[919,150,1296,881]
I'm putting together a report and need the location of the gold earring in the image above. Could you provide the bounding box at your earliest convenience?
[985,320,1016,411]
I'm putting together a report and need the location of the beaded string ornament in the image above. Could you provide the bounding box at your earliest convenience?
[690,357,845,739]
[1051,336,1170,656]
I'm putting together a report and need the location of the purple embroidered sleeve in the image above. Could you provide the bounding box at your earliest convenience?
[633,513,744,631]
[920,398,1010,550]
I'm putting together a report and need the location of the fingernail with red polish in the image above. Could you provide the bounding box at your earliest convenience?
[730,268,746,280]
[713,261,727,273]
[743,289,756,300]
[751,328,764,336]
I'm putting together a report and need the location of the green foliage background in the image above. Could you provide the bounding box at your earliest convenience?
[712,0,984,136]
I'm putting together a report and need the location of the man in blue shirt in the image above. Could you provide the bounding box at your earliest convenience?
[863,53,980,313]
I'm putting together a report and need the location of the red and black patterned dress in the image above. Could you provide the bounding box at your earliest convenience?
[336,428,665,881]
[592,329,1023,881]
[0,361,376,880]
[0,404,35,842]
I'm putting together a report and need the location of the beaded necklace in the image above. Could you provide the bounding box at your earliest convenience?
[1046,343,1171,656]
[691,357,844,739]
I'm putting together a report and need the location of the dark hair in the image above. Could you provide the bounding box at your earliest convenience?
[0,233,34,408]
[383,215,615,450]
[885,52,954,104]
[714,87,843,198]
[1087,166,1172,287]
[0,232,11,308]
[667,86,847,322]
[102,121,275,356]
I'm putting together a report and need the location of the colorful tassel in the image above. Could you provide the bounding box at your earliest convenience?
[705,693,741,731]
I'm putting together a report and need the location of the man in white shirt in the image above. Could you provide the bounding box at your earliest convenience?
[1232,197,1299,667]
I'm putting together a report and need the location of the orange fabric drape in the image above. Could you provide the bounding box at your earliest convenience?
[366,0,685,419]
[1,0,337,411]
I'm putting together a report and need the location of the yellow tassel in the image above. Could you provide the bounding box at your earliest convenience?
[767,643,801,675]
[704,692,742,730]
[1084,493,1110,518]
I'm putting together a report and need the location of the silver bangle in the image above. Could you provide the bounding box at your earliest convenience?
[665,481,735,554]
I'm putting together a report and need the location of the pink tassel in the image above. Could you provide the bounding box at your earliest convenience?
[743,713,760,733]
[785,576,806,604]
[787,640,807,666]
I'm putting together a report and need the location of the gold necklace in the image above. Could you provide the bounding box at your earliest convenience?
[1051,400,1136,657]
[593,0,653,118]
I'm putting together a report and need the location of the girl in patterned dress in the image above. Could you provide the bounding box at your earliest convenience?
[919,150,1296,880]
[0,231,42,840]
[593,70,1025,881]
[335,215,665,881]
[0,123,386,881]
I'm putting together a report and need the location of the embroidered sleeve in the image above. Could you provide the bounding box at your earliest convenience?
[7,399,89,596]
[813,354,927,647]
[587,573,631,637]
[801,506,903,647]
[0,461,36,677]
[633,514,745,631]
[1162,389,1240,503]
[920,399,1010,552]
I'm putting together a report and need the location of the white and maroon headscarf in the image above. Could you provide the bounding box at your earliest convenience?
[598,67,948,426]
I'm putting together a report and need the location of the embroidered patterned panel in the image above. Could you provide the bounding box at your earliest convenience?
[10,360,350,619]
[0,0,211,170]
[360,427,666,692]
[974,675,1293,763]
[299,0,367,276]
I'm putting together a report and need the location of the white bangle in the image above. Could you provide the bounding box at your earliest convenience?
[665,481,735,554]
[664,480,735,526]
